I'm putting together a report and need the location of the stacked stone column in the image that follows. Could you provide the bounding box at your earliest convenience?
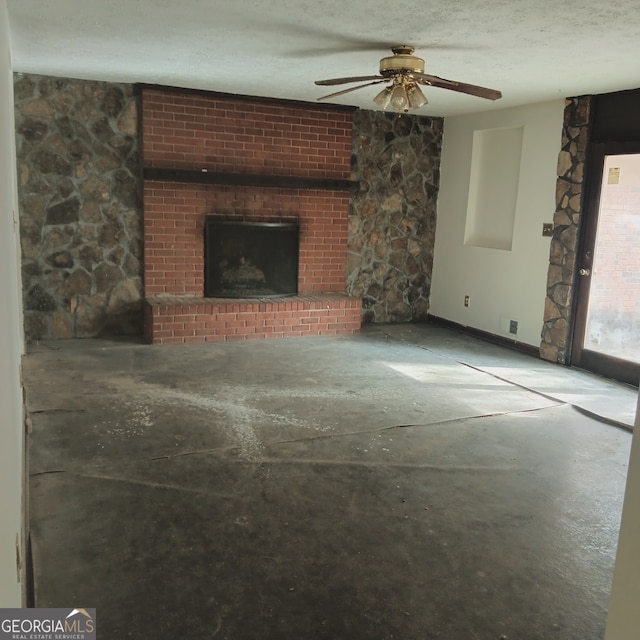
[540,97,592,363]
[348,110,443,323]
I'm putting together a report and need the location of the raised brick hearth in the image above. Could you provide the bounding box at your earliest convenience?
[144,293,361,344]
[141,87,362,344]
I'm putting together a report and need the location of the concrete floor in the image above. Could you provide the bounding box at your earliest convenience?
[24,324,637,640]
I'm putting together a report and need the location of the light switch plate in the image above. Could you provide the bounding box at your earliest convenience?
[542,223,553,237]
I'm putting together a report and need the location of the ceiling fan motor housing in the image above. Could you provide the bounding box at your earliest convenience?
[380,45,425,77]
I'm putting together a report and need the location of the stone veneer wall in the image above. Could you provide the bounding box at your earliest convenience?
[14,74,142,340]
[540,96,592,363]
[348,110,443,323]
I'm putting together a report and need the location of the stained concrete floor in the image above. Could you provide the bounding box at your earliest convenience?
[24,323,638,640]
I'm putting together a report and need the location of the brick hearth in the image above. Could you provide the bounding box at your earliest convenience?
[144,293,361,345]
[141,87,362,344]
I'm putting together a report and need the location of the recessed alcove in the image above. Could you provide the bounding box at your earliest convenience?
[464,125,523,251]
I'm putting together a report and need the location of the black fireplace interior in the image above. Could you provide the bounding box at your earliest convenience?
[205,219,299,298]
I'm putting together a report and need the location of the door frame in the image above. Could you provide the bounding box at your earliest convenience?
[569,140,640,386]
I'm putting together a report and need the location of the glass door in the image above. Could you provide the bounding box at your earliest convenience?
[571,144,640,386]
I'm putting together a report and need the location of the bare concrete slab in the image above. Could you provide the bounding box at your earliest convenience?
[24,324,635,639]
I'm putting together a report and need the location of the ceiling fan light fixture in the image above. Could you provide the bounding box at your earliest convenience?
[389,83,410,112]
[407,82,428,109]
[373,80,426,113]
[373,85,393,109]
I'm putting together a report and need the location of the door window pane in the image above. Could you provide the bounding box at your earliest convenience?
[584,154,640,363]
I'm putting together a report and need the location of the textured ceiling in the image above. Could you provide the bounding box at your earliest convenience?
[6,0,640,116]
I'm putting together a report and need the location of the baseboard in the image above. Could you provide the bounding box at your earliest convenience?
[426,315,541,359]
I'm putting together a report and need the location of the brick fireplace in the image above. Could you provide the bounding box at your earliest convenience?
[141,87,362,344]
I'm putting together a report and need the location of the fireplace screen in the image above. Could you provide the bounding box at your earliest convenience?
[205,219,299,298]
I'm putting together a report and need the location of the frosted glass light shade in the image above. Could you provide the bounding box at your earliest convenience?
[390,84,409,111]
[407,83,428,109]
[373,81,427,112]
[373,86,393,109]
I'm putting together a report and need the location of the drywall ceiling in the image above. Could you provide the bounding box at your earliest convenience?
[6,0,640,116]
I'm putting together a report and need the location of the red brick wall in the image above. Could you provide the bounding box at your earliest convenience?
[142,89,352,176]
[590,180,640,314]
[141,88,353,298]
[143,182,349,295]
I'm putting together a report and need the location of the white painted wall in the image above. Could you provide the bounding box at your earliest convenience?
[0,0,25,606]
[605,393,640,639]
[430,100,565,347]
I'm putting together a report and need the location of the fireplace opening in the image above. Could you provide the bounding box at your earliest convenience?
[204,219,299,298]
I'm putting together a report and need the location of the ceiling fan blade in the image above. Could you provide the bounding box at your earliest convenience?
[317,80,389,101]
[415,73,502,101]
[315,75,384,86]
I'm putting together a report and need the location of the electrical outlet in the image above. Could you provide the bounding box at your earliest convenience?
[464,295,470,308]
[509,319,518,335]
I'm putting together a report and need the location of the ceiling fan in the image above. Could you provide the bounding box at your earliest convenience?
[315,45,502,112]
